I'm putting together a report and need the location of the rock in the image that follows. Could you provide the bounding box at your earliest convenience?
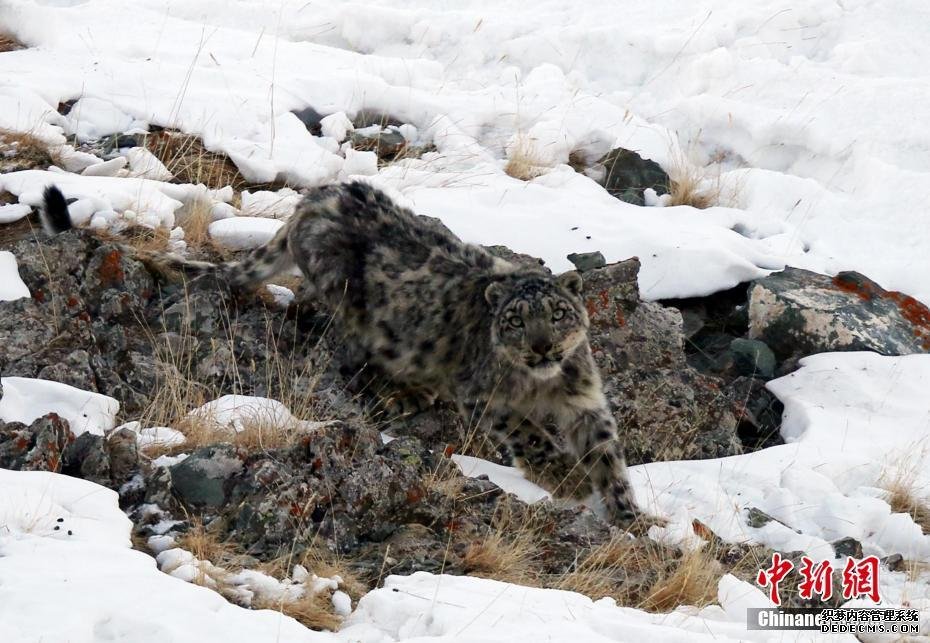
[62,432,111,486]
[352,110,404,130]
[830,537,863,559]
[169,445,243,508]
[748,268,930,363]
[484,245,548,271]
[581,259,742,464]
[596,148,670,206]
[746,507,776,529]
[292,106,326,135]
[882,553,905,571]
[567,251,606,272]
[727,377,784,450]
[729,338,776,379]
[0,421,33,469]
[107,427,140,483]
[349,128,407,161]
[101,133,140,153]
[0,413,74,472]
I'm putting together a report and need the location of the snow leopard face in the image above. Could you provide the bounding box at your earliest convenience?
[485,272,588,379]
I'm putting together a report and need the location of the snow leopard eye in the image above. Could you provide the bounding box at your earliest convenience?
[552,309,565,321]
[507,315,524,328]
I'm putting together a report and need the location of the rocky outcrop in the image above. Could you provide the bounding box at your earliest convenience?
[581,259,742,463]
[748,268,930,363]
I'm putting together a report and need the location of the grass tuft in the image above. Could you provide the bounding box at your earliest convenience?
[882,470,930,535]
[462,530,540,585]
[144,130,247,190]
[504,135,549,181]
[0,128,54,172]
[0,33,25,52]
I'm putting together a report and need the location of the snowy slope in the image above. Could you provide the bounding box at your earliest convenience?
[0,468,841,643]
[1,0,929,301]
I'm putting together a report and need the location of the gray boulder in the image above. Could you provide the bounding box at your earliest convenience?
[581,259,742,464]
[748,268,930,362]
[595,148,670,206]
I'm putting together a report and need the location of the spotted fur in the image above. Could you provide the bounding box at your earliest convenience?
[41,181,639,524]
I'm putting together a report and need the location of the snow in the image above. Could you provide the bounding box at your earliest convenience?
[0,376,119,436]
[637,353,930,607]
[0,203,32,224]
[0,251,30,301]
[3,0,930,638]
[208,217,284,250]
[451,453,552,505]
[2,467,847,643]
[343,571,849,642]
[0,469,330,643]
[2,0,929,301]
[187,394,299,432]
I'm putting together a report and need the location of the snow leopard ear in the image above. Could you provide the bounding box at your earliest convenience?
[484,281,507,307]
[557,271,583,296]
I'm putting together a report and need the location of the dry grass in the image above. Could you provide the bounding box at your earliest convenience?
[881,468,930,535]
[0,128,54,172]
[0,33,24,52]
[256,588,342,631]
[255,547,367,631]
[462,530,540,585]
[135,294,335,458]
[504,135,550,181]
[665,154,722,209]
[170,521,352,631]
[144,130,247,190]
[176,518,246,571]
[175,198,217,251]
[555,536,720,611]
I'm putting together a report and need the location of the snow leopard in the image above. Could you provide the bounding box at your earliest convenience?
[41,182,640,525]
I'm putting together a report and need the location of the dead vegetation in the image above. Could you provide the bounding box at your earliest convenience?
[143,129,249,191]
[881,463,930,535]
[0,128,55,172]
[504,135,550,181]
[0,32,25,53]
[134,297,334,458]
[664,151,724,209]
[169,520,361,631]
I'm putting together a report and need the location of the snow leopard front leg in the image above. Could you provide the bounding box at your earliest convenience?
[563,406,638,526]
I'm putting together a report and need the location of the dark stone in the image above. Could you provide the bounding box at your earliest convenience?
[749,267,930,363]
[830,537,863,559]
[62,432,111,486]
[107,427,140,483]
[292,106,326,135]
[101,134,140,153]
[597,148,670,206]
[350,128,407,161]
[882,554,905,571]
[746,507,776,528]
[169,445,243,508]
[567,251,606,272]
[729,338,776,379]
[727,376,784,451]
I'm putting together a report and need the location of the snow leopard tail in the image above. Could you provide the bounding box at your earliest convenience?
[41,186,75,234]
[134,224,294,289]
[40,184,294,289]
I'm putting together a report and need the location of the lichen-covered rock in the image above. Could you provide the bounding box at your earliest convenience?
[748,268,930,362]
[0,413,74,472]
[581,259,742,464]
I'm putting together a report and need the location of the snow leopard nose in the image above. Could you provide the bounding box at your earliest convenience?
[531,340,553,356]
